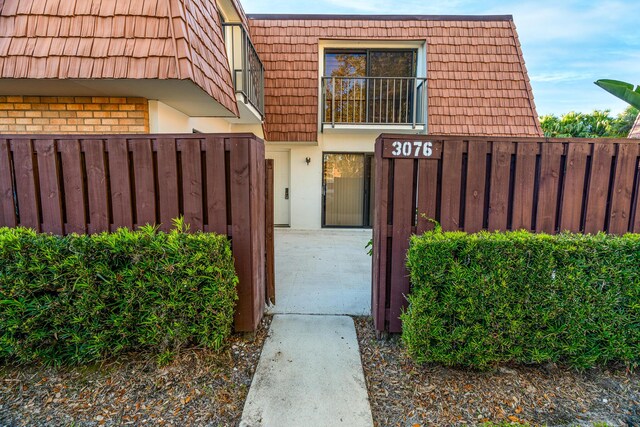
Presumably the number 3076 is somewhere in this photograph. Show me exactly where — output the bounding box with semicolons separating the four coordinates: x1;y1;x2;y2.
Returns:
391;141;433;157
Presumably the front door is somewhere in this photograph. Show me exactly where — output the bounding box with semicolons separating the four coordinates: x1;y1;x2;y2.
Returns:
322;153;374;227
266;151;290;226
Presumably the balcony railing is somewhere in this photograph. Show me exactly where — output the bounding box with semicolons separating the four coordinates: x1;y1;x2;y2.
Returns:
223;23;265;117
321;76;427;129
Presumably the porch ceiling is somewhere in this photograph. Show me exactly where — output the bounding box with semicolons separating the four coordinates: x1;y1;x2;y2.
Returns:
0;79;235;117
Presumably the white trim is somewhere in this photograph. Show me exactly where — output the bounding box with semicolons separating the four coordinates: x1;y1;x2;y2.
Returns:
216;0;242;24
322;123;426;133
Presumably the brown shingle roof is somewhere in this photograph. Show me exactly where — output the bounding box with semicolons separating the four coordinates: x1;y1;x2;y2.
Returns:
248;15;542;142
630;113;640;139
0;0;238;116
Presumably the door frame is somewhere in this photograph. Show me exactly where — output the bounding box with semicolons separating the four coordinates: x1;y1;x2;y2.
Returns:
321;151;374;229
266;150;291;227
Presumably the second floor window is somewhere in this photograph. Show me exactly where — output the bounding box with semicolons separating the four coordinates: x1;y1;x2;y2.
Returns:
324;50;416;78
323;50;423;125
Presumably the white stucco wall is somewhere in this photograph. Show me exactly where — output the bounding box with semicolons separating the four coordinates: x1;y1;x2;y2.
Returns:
149;100;264;137
265;131;395;229
148;100;190;133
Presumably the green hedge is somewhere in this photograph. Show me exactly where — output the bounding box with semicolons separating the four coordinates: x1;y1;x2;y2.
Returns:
402;230;640;369
0;224;238;365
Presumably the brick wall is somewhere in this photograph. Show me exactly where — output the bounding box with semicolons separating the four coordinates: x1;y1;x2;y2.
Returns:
0;96;149;134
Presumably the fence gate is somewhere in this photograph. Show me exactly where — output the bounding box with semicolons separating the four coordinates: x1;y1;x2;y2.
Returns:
372;134;640;334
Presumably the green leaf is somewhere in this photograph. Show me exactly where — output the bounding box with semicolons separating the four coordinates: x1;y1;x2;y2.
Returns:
594;79;640;110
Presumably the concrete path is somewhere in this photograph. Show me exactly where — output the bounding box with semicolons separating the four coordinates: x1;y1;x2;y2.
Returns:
240;314;373;427
268;229;372;316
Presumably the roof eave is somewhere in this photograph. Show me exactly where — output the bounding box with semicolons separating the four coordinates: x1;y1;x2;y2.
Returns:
247;14;513;21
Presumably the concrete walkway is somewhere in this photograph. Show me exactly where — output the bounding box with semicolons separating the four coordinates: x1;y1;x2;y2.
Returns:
240;314;373;427
268;229;372;315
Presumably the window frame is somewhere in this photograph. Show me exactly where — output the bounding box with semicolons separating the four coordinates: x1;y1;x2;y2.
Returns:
323;48;418;78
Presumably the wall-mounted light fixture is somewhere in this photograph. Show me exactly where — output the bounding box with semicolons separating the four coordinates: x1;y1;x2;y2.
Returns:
305;157;311;165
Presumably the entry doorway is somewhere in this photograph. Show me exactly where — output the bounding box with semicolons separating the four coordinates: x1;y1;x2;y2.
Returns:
266;151;290;226
322;153;374;228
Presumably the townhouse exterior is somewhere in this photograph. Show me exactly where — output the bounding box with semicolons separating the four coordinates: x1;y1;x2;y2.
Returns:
0;0;542;230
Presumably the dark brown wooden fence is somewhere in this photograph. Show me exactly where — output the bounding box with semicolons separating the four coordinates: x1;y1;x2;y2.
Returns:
373;134;640;334
0;133;268;332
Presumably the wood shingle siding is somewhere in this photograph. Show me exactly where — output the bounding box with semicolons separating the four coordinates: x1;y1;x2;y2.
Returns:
630;114;640;139
0;0;239;116
248;15;542;142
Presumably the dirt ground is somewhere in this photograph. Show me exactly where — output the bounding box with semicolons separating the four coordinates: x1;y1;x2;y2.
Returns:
354;317;640;427
0;316;271;427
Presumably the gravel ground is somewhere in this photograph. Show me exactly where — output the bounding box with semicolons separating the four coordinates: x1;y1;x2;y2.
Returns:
0;316;271;427
354;317;640;427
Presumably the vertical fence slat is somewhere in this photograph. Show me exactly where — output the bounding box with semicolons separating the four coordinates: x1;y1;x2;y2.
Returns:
59;140;86;234
204;136;227;234
633;172;640;233
608;143;639;234
250;139;265;326
512;142;537;231
389;158;414;333
230;137;253;331
107;138;133;230
372;141;390;333
536;143;564;233
464;140;487;233
34;139;64;234
440;139;463;231
180;139;204;231
130;139;156;227
416;159;438;234
559;143;590;232
584;143;615;234
487;141;511;231
265;159;275;305
83;139;109;233
156;138;179;231
0;139;17;227
13;139;39;231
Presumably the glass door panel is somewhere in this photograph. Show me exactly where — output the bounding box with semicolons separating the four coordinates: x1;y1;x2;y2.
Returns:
368;51;415;77
368;50;416;123
324;52;366;77
323;153;365;227
324;52;366;123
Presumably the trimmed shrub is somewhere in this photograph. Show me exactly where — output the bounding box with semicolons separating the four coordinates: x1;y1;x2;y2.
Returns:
0;223;238;365
402;230;640;369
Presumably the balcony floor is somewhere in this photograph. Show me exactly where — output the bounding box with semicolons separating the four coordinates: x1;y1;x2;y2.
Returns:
321;122;427;133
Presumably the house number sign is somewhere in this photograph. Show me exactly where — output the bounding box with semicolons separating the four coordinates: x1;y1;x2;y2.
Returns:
382;140;441;159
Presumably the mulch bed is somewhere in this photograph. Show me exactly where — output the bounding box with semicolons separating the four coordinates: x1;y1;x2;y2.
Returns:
0;316;271;427
354;317;640;427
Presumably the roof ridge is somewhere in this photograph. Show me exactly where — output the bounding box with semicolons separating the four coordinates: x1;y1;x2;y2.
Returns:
165;0;183;80
247;14;514;21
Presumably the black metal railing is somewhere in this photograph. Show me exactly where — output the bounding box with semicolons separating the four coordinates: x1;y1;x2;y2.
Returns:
223;23;265;117
321;76;427;128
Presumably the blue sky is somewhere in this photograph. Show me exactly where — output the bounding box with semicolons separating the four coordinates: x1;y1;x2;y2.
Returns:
242;0;640;117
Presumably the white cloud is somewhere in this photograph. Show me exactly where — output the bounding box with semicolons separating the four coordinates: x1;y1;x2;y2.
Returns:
530;72;585;83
